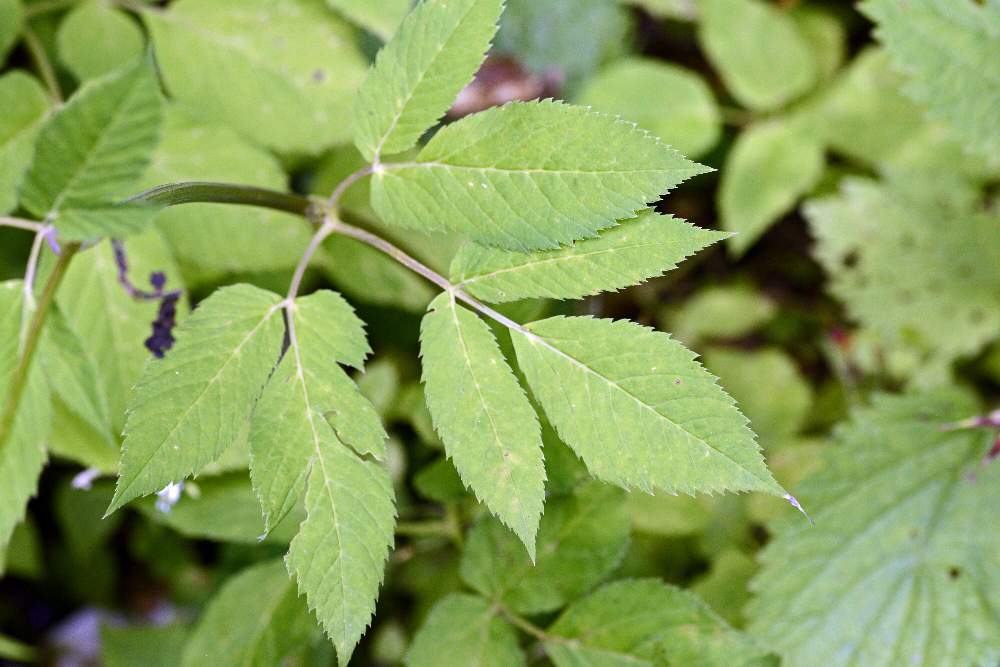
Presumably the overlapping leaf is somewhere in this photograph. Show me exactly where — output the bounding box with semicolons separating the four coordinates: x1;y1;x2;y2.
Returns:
451;210;725;303
109;284;285;514
750;390;1000;667
56;1;145;81
19;60;163;240
327;0;410;40
405;594;525;667
180;559;313;667
862;0;1000;158
0;72;49;215
146;0;368;154
511;316;784;496
371;100;709;251
0;0;21;66
420;293;544;556
352;0;503;161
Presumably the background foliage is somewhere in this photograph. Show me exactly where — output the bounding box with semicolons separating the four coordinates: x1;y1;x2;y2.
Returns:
1;0;999;666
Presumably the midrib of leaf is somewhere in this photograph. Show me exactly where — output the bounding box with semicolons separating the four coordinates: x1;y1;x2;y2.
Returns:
371;0;483;162
517;328;778;491
447;295;527;522
384;161;691;177
117;303;283;499
49;72;150;215
456;239;680;289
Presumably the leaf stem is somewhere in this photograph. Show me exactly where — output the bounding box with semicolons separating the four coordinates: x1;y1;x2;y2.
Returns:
0;217;45;234
497;605;551;642
0;243;80;451
22;25;63;104
127;181;322;221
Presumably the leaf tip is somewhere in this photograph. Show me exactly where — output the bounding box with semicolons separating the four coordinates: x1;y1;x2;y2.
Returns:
783;493;814;525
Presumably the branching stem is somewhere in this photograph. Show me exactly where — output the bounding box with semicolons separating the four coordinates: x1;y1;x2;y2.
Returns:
22;25;63;103
0;217;45;234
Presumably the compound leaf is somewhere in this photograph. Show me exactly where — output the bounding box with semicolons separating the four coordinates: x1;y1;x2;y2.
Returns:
546;579;771;667
749;390;1000;667
405;594;525;667
460;482;630;614
372;100;709;251
511;316;783;496
420;293;545;557
451;210;725;303
249;289;384;532
146;0;368;154
109;284;285;514
352;0;503;161
862;0;1000;158
20;60;163;236
180;559;313;667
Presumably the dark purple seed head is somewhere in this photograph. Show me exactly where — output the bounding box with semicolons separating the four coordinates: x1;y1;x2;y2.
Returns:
145;292;181;358
150;271;167;292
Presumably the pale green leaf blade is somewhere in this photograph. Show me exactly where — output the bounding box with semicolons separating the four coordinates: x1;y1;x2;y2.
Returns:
420;293;545;556
102;625;189;667
0;282;52;550
749;390;1000;667
805;174;1000;378
511;316;783;496
460;482;629;614
181;559;313;667
721;117;824;257
405;593;526;667
372;100;709;251
40;306;113;441
109;284;285;513
546;579;771;667
54;203;159;241
327;0;410;40
146;0;368;154
451;210;725;303
0;0;22;66
352;0;503;161
57;232;185;433
287;441;395;665
576;58;721;158
140;107;313;283
862;0;1000;158
56;1;145;81
665;284;776;345
250;290;385;532
698;0;817;111
619;0;695;21
0;71;49;215
20;60;163;220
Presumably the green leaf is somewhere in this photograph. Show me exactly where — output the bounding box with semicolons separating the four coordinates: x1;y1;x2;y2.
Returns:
460;482;630;614
665;284;776;344
451;210;725;303
0;0;22;66
352;0;502;161
109;284;285;514
48;401;120;472
720;117;824;257
285;439;395;665
56;1;145;81
181;559;313;667
327;0;410;40
0;282;52;550
140;107;313;283
698;0;817;111
618;0;695;21
372;100;709;251
405;593;525;667
103;624;189;667
805;174;1000;378
0;71;49;215
792;6;846;81
576;58;721;158
546;579;770;666
54;203;160;242
862;0;1000;158
703;348;812;448
0;634;35;664
249;289;384;532
20;60;163;233
136;473;301;544
420;293;544;556
749;390;1000;667
40;306;113;442
57;232;184;433
495;0;631;92
146;0;369;154
511;316;783;496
